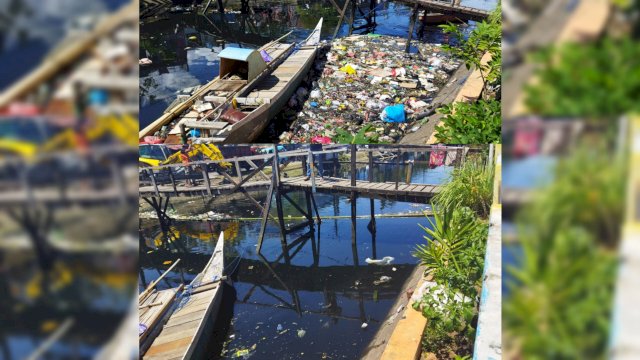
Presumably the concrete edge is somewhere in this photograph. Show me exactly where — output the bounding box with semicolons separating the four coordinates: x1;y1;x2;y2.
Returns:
472;204;502;360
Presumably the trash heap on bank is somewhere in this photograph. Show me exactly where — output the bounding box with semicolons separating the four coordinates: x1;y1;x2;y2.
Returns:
278;34;461;144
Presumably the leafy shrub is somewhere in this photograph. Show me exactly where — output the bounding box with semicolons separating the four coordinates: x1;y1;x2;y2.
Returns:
412;202;488;358
505;143;625;358
525;37;640;119
504;227;616;358
433;157;494;219
434;100;501;144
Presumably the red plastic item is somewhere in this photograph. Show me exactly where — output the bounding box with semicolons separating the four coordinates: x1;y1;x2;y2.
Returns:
311;136;332;144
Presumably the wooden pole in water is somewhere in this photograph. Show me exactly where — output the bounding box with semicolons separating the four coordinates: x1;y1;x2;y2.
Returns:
406;160;413;184
350;145;357;187
305;190;315;228
406;4;419;53
201;167;212;196
349;0;356;35
331;0;352;40
257;181;274;253
395;149;401;190
368;150;374;182
272;147;287;245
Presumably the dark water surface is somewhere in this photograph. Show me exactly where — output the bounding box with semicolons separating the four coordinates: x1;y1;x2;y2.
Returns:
139;0;498;129
140;162;452;359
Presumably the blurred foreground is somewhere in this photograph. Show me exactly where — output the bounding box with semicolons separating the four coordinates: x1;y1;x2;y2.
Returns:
502;0;640;358
0;0;138;358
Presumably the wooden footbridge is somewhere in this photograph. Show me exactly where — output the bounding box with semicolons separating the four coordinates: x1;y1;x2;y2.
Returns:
141;144;476;254
398;0;490;22
139;144;467;201
0;147;138;208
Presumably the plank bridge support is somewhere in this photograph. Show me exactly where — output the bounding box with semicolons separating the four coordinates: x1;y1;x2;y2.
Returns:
6;206;55;272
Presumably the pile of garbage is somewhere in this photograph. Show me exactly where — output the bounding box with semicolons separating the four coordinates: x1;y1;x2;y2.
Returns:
278;34;461;144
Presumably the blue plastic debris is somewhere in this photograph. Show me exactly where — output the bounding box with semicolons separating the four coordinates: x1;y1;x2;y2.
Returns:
381;104;406;123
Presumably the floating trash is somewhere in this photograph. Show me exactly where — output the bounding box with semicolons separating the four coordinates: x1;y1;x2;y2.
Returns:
365;256;395;265
361;322;368;329
279;35;461;144
297;329;306;338
373;276;392;285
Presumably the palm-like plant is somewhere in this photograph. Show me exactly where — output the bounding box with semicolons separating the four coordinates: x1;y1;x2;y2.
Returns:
433;159;494;219
414;203;479;275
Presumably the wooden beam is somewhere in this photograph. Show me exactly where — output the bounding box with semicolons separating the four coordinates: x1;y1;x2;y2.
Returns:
256;182;274;253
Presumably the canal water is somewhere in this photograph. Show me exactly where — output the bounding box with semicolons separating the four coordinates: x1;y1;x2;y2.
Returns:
139;161;453;359
139;0;498;129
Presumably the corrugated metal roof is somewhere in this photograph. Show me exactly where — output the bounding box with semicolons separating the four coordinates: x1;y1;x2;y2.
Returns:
218;47;255;61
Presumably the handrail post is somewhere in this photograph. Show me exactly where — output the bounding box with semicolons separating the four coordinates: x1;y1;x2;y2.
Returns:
350;144;356;187
149;169;160;197
395;148;400;190
201;166;212;196
168;167;178;196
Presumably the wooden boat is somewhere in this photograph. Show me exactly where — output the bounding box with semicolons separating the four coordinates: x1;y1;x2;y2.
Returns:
139;33;298;141
139;259;184;355
179;18;323;144
143;232;226;360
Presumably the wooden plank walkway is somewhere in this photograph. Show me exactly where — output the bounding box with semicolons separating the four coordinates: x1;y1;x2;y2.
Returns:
281;176;441;198
140;175;441;200
396;0;490;21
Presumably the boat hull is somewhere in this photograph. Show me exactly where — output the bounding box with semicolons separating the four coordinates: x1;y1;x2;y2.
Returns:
224;46;318;143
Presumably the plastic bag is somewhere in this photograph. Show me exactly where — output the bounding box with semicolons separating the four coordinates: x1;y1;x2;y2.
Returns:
339;64;357;75
380;104;406;123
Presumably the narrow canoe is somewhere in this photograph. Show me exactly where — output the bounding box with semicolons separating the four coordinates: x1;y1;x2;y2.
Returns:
139;34;297;141
177;18;324;144
143;232;226;360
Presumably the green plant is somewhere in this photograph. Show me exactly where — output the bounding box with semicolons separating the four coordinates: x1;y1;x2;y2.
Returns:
440;4;502;94
332;124;387;144
434;100;501;144
504;227;616;358
412;203;487;358
517;144;625;247
504;142;625;358
433;158;494;219
525;37;640;120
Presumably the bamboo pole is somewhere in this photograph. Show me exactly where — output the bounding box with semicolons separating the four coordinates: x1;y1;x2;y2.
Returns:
139;259;181;303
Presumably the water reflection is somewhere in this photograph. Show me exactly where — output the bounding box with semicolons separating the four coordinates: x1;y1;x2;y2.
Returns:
0;250;135;359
